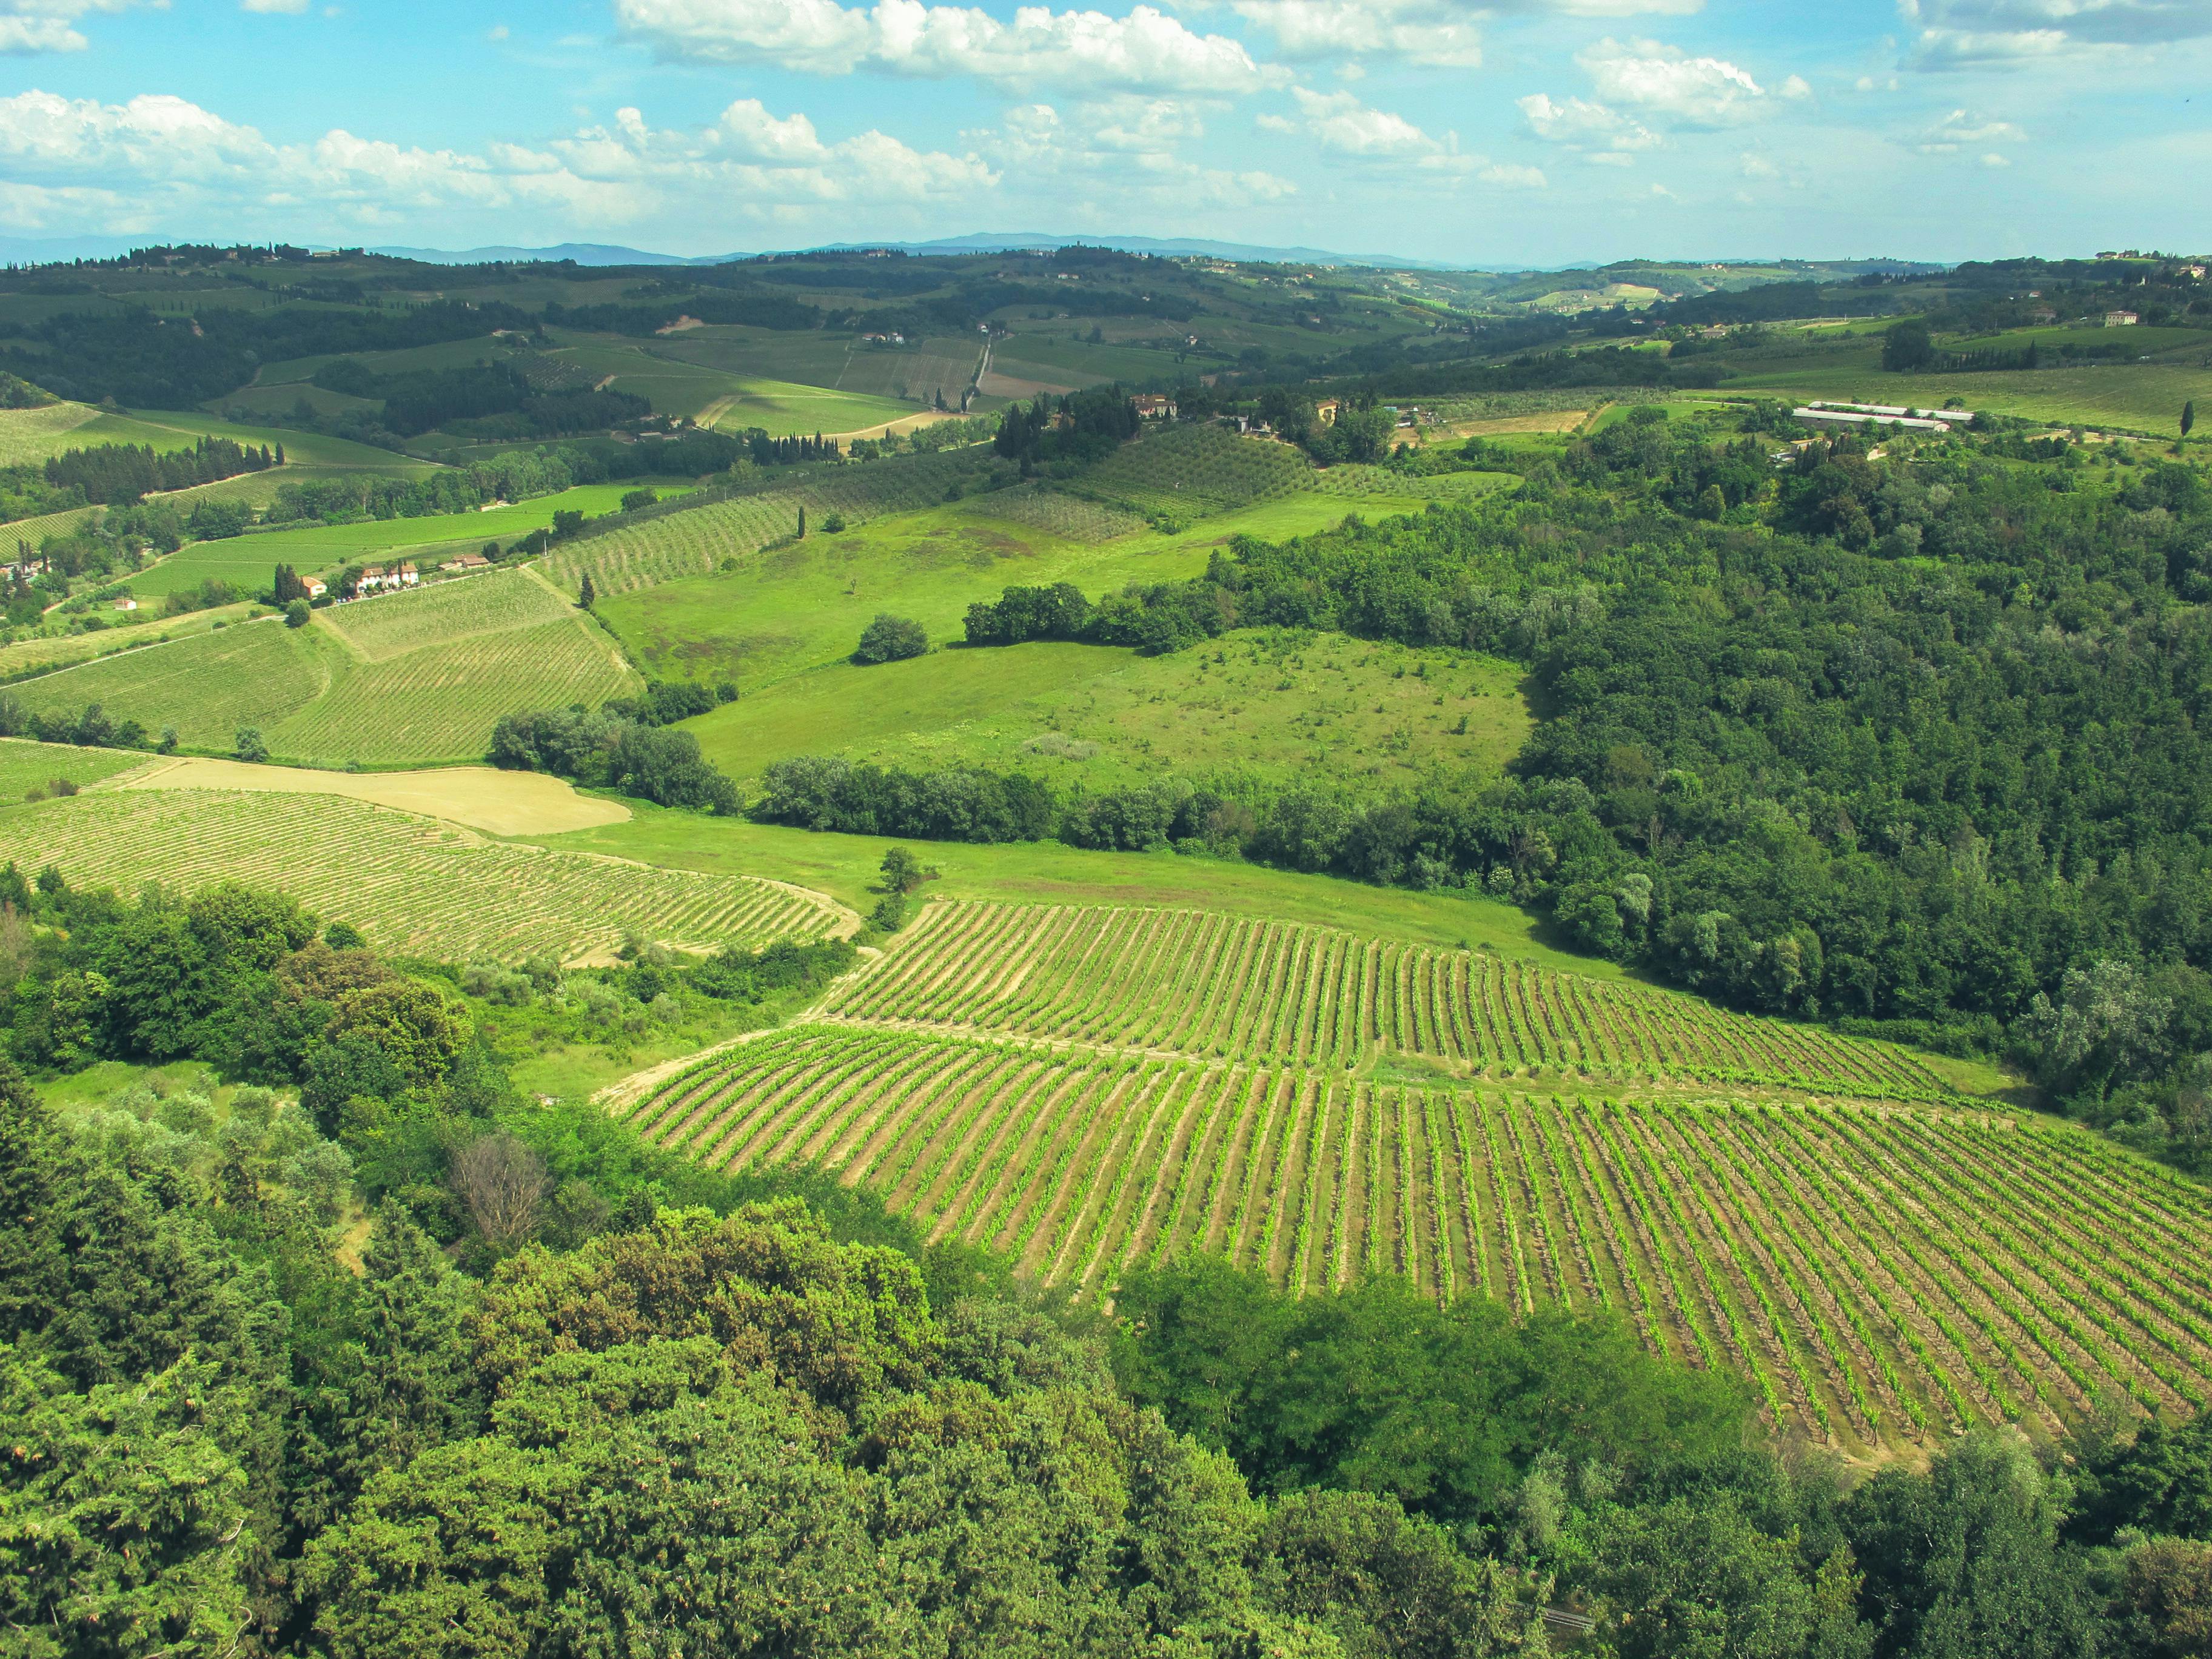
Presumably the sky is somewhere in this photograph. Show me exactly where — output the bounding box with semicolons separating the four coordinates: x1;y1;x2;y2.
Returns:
1;0;2208;266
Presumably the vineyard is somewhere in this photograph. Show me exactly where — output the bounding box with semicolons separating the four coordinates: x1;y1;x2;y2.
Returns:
0;789;852;962
813;901;1954;1101
17;569;639;764
960;484;1148;544
1065;424;1316;520
618;1021;2212;1450
543;451;994;598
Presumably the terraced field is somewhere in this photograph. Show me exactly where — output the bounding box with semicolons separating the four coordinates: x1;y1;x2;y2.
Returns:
0;789;851;962
618;1022;2212;1449
15;568;638;764
815;901;1952;1100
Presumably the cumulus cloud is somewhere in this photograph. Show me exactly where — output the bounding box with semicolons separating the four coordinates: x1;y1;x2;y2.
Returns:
1230;0;1482;67
979;98;1293;204
1478;161;1548;187
1902;0;2212;63
0;87;997;233
241;0;310;13
1517;90;1660;152
614;0;1279;92
1578;36;1801;126
1258;87;1479;173
1;0;149;54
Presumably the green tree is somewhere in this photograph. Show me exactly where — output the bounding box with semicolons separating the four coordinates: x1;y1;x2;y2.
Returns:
233;726;268;764
284;599;310;628
1881;320;1936;372
576;571;594;608
0;1349;260;1659
853;613;926;665
2185;400;2197;440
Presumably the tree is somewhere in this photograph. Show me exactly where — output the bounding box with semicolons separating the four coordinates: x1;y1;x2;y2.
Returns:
577;572;594;608
1882;320;1936;372
2185;400;2197;440
235;726;268;764
449;1134;548;1254
853;614;926;665
879;845;933;894
284;599;310;628
797;504;806;538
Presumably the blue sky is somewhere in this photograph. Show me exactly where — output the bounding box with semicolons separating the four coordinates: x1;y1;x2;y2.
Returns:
2;0;2208;264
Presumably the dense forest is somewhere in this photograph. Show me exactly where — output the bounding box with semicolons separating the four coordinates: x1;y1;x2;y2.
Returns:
760;415;2212;1170
10;865;2212;1657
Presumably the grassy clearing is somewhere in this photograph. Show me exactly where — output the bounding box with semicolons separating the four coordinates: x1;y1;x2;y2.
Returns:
591;488;1447;694
689;628;1530;793
0;788;851;964
526;805;1609;973
18;567;638;764
0;736;147;801
115;757;631;836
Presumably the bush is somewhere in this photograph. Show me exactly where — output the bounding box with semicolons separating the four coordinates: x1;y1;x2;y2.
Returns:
284;599;310;628
620;489;657;512
235;726;269;764
853;613;926;665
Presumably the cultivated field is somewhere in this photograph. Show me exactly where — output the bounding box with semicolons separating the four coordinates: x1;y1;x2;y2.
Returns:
817;901;1952;1099
17;567;638;764
0;788;852;962
0;737;147;800
115;757;630;836
619;1021;2212;1449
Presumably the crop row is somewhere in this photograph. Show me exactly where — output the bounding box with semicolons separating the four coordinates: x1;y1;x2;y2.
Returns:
272;618;635;765
1070;424;1315;517
544;452;989;598
621;1023;2212;1450
0;789;847;964
322;568;575;663
961;484;1147;545
816;901;1954;1100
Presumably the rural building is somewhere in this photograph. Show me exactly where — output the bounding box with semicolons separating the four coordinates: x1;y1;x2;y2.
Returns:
1133;394;1177;420
300;575;327;598
1794;406;1953;434
113;597;138;612
2103;310;2140;327
1315;399;1341;425
445;554;491;572
358;562;420;592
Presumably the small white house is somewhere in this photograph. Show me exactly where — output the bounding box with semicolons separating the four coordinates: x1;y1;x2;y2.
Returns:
300;575;327;599
113;597;138;612
2104;310;2140;327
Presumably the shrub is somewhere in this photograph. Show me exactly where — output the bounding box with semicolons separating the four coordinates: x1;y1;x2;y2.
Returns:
285;599;311;628
853;613;926;665
235;726;269;764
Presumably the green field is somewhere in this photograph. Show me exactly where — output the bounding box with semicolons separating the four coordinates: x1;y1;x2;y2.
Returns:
121;483;697;600
585;483;1460;695
536;335;920;435
0;401;430;475
1720;336;2212;435
0;736;146;800
17;566;640;763
0;788;851;964
688;628;1530;793
0;603;263;679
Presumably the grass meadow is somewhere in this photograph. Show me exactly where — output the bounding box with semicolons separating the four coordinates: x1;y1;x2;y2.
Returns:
686;628;1531;794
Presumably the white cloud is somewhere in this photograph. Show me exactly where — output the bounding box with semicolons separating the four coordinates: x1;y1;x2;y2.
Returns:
0;87;997;233
488;21;508;38
241;0;309;13
1917;106;2027;150
1230;0;1481;66
614;0;1279;92
1517;90;1660;152
977;98;1293;204
1;0;150;54
1260;87;1475;171
1578;36;1786;126
1903;0;2212;62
